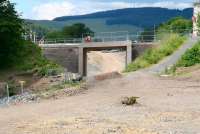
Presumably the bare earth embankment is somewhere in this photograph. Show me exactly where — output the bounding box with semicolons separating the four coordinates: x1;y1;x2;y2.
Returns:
87;51;126;76
0;69;200;134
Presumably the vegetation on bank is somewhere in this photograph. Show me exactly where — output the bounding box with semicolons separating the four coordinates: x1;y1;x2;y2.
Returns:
46;23;94;39
158;17;192;34
125;34;186;72
125;17;191;72
14;41;63;76
38;81;83;99
164;15;200;75
177;41;200;67
0;0;62;76
165;41;200;75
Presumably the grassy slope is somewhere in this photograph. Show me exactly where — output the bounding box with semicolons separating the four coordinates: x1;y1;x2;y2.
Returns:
0;41;63;96
165;41;200;75
0;41;63;80
176;41;200;67
15;41;63;76
125;33;186;72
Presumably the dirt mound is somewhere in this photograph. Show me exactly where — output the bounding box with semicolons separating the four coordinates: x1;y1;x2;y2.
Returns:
87;51;126;76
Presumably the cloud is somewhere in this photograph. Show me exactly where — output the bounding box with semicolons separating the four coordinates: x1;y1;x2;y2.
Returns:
134;1;192;9
31;1;192;20
32;2;76;20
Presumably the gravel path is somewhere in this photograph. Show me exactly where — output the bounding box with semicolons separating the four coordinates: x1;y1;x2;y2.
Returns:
147;36;200;73
0;71;200;134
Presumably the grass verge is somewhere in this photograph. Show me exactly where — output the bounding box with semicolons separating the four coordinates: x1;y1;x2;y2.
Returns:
165;41;200;75
125;34;186;72
38;81;86;99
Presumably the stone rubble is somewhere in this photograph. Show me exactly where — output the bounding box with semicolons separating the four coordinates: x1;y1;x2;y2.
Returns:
0;92;40;107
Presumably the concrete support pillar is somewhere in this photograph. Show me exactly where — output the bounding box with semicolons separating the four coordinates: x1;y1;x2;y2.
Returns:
126;44;132;67
78;47;84;76
83;49;87;76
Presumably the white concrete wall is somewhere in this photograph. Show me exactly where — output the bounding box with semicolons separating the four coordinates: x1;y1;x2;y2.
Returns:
193;3;200;36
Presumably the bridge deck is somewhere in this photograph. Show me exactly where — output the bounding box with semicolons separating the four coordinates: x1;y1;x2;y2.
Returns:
39;41;132;48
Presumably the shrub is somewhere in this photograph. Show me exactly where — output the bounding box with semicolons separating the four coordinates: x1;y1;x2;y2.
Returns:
125;34;186;72
121;96;139;105
14;41;63;76
177;41;200;67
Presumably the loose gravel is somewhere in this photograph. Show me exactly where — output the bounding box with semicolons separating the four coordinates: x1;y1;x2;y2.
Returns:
0;92;39;107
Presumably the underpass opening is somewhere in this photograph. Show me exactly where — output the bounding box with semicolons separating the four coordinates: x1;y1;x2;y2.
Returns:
83;47;127;77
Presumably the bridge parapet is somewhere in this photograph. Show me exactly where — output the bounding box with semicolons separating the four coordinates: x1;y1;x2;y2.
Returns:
38;31;130;45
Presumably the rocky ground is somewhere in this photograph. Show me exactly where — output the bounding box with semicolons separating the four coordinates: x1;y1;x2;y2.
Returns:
0;92;39;107
0;74;86;107
0;70;200;134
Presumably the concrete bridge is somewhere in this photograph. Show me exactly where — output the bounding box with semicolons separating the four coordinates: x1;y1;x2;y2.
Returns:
40;41;133;76
39;32;155;76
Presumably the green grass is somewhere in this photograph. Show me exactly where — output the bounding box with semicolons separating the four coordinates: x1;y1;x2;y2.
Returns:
11;41;63;76
37;81;84;99
41;81;82;93
165;40;200;75
125;33;186;72
176;41;200;67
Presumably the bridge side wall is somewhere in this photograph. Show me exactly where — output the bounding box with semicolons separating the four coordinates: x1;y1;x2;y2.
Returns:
42;47;79;73
132;44;155;59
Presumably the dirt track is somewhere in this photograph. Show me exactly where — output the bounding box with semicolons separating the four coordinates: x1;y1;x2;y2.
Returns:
0;70;200;134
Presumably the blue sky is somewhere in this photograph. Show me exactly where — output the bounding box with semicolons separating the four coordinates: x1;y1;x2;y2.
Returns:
10;0;194;20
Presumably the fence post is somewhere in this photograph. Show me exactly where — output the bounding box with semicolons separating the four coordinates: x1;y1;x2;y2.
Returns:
6;84;9;104
19;81;26;94
64;69;68;83
154;24;156;42
126;34;129;41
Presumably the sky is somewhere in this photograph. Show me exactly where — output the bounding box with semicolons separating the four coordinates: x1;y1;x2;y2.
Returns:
10;0;194;20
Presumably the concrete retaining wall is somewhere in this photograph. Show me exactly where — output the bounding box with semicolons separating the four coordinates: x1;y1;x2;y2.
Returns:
42;47;79;73
132;44;155;59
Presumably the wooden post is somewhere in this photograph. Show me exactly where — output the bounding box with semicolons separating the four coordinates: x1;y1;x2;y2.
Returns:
6;84;9;104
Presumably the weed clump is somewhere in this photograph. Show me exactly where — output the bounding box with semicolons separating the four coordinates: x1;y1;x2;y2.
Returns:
121;96;139;105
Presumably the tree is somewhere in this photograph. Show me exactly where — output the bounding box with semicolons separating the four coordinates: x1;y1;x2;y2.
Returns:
46;30;65;39
46;23;94;39
63;23;93;38
0;0;24;68
158;17;192;34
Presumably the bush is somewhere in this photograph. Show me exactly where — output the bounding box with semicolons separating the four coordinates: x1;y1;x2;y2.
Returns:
125;34;186;72
14;41;63;76
177;41;200;67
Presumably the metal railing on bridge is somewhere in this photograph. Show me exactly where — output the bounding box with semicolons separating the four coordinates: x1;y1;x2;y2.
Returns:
36;29;193;45
38;31;130;45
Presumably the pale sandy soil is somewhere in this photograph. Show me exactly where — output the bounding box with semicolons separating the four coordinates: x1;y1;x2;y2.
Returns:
87;51;126;76
0;70;200;134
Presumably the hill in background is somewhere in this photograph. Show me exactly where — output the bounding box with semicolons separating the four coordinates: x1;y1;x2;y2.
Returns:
27;7;193;33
